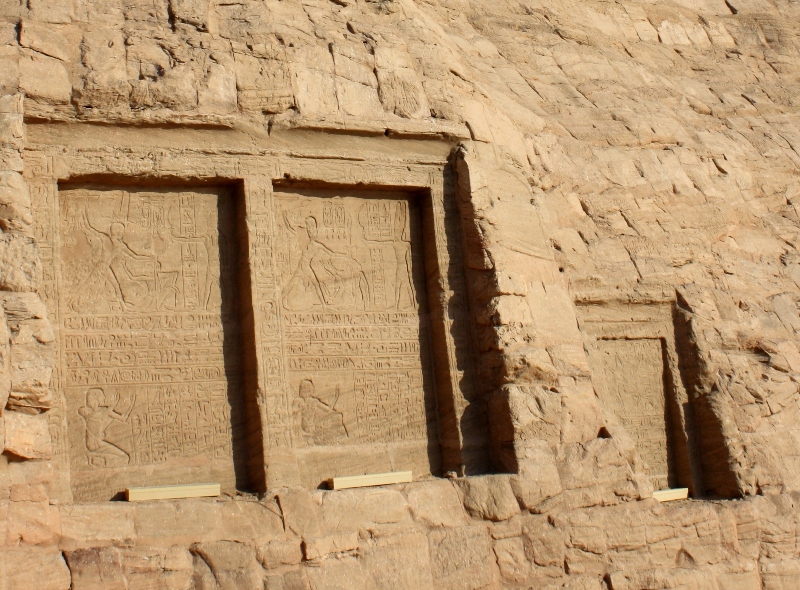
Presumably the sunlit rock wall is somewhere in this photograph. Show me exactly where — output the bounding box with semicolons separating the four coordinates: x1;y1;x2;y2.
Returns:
1;0;800;588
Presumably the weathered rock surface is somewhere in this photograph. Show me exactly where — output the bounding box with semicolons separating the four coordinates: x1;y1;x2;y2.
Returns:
1;0;800;587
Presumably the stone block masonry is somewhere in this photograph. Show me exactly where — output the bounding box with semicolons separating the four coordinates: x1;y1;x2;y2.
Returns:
2;0;800;588
2;478;795;589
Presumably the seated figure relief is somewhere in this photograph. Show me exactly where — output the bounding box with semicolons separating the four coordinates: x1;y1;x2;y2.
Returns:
62;191;225;314
281;215;370;311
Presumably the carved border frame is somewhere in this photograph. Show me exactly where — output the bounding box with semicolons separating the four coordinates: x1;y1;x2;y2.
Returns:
24;135;478;497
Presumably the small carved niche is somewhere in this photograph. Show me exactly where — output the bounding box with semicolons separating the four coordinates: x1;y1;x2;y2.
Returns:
58;184;254;501
266;186;442;487
577;302;700;493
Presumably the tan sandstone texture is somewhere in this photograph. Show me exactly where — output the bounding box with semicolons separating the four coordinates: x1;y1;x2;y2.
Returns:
1;0;800;588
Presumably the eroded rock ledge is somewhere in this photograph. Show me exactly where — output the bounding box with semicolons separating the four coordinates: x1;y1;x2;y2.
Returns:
5;472;793;589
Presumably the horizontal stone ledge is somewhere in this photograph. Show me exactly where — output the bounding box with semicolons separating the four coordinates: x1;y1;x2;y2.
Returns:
329;470;413;490
271;115;471;140
126;483;222;502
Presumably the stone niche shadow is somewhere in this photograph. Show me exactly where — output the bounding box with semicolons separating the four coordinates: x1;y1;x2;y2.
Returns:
56;179;261;501
672;301;740;498
420;178;487;476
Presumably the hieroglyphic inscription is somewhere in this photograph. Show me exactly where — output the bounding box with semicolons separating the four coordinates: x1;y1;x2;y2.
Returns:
244;178;293;450
593;338;670;490
59;187;244;500
26;156;71;471
272;190;436;454
26;140;473;490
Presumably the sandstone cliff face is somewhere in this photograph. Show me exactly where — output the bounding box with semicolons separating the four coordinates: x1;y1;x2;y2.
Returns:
1;0;800;588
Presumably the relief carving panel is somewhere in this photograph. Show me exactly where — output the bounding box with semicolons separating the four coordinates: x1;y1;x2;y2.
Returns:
591;338;670;490
270;189;439;482
29;143;474;495
59;186;246;501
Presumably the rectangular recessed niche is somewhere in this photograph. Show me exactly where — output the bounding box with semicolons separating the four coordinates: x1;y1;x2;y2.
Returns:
578;303;699;494
59;185;252;501
268;187;441;487
31;135;481;500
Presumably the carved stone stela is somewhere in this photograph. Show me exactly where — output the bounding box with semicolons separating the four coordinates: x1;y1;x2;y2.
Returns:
59;186;245;501
270;189;439;485
591;339;670;490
